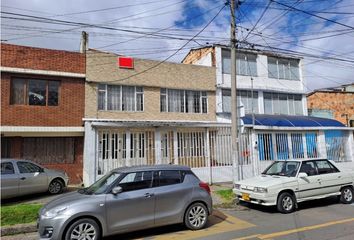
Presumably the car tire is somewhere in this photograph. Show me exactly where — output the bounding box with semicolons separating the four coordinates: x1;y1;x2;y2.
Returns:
340;186;353;204
64;218;101;240
48;179;63;194
277;192;296;214
184;203;208;230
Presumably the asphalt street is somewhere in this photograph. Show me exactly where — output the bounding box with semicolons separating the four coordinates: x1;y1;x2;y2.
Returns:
3;197;354;240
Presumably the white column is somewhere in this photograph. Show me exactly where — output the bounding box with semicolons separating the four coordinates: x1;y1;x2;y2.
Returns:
83;121;96;186
302;133;308;159
258;91;264;114
126;130;131;166
318;130;327;159
173;129;178;165
287;133;293;159
204;128;211;184
344;130;354;161
155;128;161;164
251;129;259;176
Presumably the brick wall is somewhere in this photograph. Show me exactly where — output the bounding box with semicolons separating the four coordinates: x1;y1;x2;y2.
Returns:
1;72;85;126
1;43;85;74
182;47;215;66
307;92;354;125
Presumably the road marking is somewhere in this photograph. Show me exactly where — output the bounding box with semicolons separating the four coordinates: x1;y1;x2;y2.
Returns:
152;210;255;240
234;217;354;240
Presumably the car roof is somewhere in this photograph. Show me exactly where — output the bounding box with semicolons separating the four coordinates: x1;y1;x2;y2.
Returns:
275;159;329;162
112;164;191;173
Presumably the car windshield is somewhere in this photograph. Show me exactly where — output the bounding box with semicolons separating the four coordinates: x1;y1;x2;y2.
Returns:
79;171;121;195
262;161;300;177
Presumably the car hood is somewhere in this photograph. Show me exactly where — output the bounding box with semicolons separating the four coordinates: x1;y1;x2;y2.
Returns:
236;175;295;188
42;191;88;213
45;168;67;177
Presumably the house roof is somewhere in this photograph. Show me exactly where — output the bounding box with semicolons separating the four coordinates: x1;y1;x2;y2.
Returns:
242;114;345;128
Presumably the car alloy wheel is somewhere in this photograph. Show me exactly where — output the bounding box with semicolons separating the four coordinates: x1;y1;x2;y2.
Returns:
48;179;63;194
277;192;296;213
185;203;208;230
65;218;101;240
71;222;96;240
340;187;353;204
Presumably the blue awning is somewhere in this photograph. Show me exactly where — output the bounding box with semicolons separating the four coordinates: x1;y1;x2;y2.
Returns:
241;114;345;127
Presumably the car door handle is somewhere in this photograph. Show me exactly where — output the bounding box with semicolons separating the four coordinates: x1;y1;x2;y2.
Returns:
317;179;321;182
20;177;26;180
144;193;154;198
338;176;342;178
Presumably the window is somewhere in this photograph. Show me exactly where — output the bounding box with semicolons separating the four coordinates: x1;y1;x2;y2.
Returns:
11;78;59;106
1;162;14;174
222;89;258;114
291;133;304;159
258;133;274;161
156;170;182;187
275;133;289;160
23;138;75;164
98;84;144;112
263;92;303;115
222;49;257;76
17;162;42;173
160;88;207;114
268;57;300;80
315;160;339;174
306;133;318;158
118;171;152;192
299;161;317;176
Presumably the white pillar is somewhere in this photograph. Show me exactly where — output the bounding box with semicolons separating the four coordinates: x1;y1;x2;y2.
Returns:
204;128;211;184
251;129;259;176
344;130;354;161
126;130;131;166
302;133;308;159
155;128;161;164
173;129;178;165
318;130;327;159
83;121;96;186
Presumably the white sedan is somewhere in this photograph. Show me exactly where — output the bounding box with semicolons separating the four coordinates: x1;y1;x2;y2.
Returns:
233;159;354;213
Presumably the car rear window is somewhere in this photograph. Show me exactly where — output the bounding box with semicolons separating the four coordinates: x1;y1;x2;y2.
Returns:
155;170;183;187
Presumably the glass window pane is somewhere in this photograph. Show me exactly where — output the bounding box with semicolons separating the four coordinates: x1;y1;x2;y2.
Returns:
222;89;231;113
202;95;207;113
122;86;135;111
28;80;46;106
160;93;167;112
98;84;106;110
107;85;121;111
291;133;304;159
48;81;59;106
294;95;303;115
268;57;278;79
264;92;273;114
276;133;289;160
17;162;41;173
279;94;288;114
11;79;26;104
136;93;143;111
118;171;152;192
290;60;300;80
1;162;14;174
222;49;231;74
158;170;181;186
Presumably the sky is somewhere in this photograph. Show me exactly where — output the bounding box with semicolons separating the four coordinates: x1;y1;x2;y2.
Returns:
1;0;354;92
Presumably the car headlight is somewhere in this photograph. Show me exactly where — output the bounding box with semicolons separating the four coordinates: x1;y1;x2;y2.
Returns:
43;206;67;219
254;187;268;193
234;184;241;190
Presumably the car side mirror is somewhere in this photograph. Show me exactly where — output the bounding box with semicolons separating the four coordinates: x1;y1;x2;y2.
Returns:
111;186;123;195
298;172;308;179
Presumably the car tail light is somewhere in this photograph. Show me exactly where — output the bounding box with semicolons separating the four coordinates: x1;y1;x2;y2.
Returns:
199;182;211;194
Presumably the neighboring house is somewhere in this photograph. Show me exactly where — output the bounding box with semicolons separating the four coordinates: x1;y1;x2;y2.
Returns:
83;50;220;185
307;83;354;127
0;43;85;184
182;45;354;179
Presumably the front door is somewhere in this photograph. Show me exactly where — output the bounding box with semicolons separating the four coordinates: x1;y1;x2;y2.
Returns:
105;171;155;234
16;161;48;195
297;161;321;199
1;162;19;199
160;131;173;164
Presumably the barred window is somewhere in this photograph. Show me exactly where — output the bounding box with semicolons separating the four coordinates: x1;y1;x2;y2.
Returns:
98;84;144;112
160;88;207;114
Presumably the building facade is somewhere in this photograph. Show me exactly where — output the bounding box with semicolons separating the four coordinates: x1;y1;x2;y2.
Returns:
83;50;223;185
1;43;85;184
307;84;354;127
182;45;354;180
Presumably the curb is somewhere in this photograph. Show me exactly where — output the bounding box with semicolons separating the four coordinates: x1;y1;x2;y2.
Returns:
1;223;37;236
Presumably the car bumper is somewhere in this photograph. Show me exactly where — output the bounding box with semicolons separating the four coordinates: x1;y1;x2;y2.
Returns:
38;215;68;240
233;188;277;206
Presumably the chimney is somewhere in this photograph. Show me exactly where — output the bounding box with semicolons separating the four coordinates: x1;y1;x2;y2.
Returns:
80;31;88;53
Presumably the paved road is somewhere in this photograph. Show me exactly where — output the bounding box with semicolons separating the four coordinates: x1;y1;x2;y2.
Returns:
3;197;354;240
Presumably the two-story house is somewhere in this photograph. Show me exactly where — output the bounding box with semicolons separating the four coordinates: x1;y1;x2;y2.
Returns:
183;45;354;177
1;44;85;184
83;50;222;185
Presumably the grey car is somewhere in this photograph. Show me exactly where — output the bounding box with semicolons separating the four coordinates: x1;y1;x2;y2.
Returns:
38;165;212;240
1;159;69;199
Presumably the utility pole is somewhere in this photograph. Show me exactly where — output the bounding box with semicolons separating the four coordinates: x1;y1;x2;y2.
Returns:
230;0;240;182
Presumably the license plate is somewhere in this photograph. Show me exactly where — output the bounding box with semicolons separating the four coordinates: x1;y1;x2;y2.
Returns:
242;193;250;201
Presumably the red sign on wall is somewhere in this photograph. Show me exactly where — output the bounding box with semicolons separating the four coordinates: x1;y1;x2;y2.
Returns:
118;57;134;69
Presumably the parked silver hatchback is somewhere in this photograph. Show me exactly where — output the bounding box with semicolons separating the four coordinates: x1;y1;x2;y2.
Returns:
1;159;69;199
38;165;212;240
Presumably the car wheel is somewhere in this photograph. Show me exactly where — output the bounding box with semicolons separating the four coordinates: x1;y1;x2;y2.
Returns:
184;203;208;230
340;186;353;204
65;218;101;240
277;192;296;214
48;179;63;194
